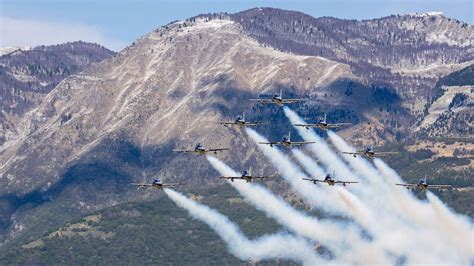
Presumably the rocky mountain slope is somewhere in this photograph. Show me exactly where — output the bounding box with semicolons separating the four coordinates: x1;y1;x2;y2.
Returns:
0;42;115;148
230;8;474;113
415;65;474;137
0;9;472;251
0;18;353;244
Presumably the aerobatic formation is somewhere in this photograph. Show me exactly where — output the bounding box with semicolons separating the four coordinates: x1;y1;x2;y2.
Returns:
133;91;471;265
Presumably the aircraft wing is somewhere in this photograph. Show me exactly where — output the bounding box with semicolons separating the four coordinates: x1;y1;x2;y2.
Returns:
395;183;417;188
258;142;282;146
163;182;185;188
131;183;154;187
252;175;277;179
281;99;305;103
213;121;236;125
250;99;272;104
427;184;452;189
373;152;399;157
290;141;316;146
173;149;197;153
294;123;320;128
342;151;364;156
245;122;269;126
333;181;359;185
302;178;325;183
327;123;352;128
206;148;230;153
219;176;244;180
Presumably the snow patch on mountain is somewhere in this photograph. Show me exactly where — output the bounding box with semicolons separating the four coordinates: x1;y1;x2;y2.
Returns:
0;17;353;192
407;11;444;17
416;85;473;131
0;46;31;56
391;60;474;77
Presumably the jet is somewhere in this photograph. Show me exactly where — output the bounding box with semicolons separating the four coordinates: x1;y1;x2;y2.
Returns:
395;177;452;190
259;132;315;148
294;114;351;130
213;113;268;128
250;89;305;106
342;146;398;158
131;178;184;190
302;172;358;186
219;168;276;183
173;143;229;155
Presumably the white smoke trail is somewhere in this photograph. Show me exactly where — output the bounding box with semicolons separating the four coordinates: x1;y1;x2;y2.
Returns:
206;155;347;243
245;127;349;216
375;157;474;263
375;157;474;255
246;128;378;229
283;107;383;215
292;149;326;178
284;107;473;264
326;131;403;205
292;148;374;228
164;188;324;265
291;148;376;231
373;157;465;258
373;158;434;223
426;192;474;258
283;107;358;182
206;155;391;265
326;131;390;187
326;126;473;264
291;149;351;208
244;128;397;263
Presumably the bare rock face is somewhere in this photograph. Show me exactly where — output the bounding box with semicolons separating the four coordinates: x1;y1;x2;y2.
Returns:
0;18;352;235
0;41;115;148
0;10;472;245
231;8;474;112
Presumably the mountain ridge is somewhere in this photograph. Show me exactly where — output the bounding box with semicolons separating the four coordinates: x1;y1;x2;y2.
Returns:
0;9;472;250
0;41;115;149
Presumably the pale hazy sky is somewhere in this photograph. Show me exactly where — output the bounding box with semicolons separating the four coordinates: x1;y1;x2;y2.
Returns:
1;0;472;51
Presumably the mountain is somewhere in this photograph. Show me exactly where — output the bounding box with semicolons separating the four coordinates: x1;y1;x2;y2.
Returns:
0;41;115;147
416;64;473;137
230;8;473;115
0;46;32;57
227;8;473;145
0;8;472;259
0;17;353;247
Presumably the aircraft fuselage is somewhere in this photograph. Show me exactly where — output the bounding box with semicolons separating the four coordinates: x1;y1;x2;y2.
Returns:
325;180;335;186
365;151;375;158
195;148;207;155
272;97;284;106
317;123;328;130
282;141;292;148
150;183;164;189
235;120;246;127
418;183;428;190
